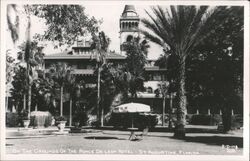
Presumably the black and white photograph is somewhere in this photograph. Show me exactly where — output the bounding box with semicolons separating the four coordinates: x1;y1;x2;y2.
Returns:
0;0;249;160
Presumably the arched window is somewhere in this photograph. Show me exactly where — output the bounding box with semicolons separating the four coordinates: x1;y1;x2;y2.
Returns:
126;35;133;42
135;22;138;28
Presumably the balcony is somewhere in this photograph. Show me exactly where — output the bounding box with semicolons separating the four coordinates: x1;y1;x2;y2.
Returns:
72;69;95;75
45;69;95;76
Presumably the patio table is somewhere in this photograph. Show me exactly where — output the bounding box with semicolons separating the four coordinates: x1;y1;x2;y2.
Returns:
128;127;139;140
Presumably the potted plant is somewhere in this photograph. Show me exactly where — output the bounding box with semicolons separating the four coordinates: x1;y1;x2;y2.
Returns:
55;116;67;132
21;110;30;129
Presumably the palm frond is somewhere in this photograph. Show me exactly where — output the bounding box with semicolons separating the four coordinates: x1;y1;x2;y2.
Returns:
141;17;174;49
7;4;19;43
140;30;162;46
142;5;216;59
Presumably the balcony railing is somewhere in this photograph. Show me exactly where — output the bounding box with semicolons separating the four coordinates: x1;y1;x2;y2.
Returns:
72;69;95;75
45;69;95;75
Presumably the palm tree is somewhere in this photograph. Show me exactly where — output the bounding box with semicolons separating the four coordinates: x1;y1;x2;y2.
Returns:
67;79;75;127
65;76;85;127
17;41;44;116
48;62;73;116
142;6;217;138
7;5;36;118
157;81;170;126
92;31;110;126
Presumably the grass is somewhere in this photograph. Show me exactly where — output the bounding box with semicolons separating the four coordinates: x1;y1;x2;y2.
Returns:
5;126;243;155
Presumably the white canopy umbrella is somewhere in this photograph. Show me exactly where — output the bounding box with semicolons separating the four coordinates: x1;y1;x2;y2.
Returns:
112;103;151;128
113;102;151;113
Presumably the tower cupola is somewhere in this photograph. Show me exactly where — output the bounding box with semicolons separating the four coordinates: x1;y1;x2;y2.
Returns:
119;5;140;55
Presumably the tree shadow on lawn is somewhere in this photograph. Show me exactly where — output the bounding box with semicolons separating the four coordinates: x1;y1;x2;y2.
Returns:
84;136;127;140
96;126;219;134
173;135;243;148
150;127;219;133
100;131;243;148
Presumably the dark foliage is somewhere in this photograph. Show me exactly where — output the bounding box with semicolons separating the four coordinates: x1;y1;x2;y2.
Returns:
6;112;19;127
108;113;158;130
190;114;222;126
31;5;100;48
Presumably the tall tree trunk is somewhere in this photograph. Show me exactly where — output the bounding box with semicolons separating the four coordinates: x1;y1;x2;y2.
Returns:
16;104;19;113
27;59;31;119
6;96;9;112
174;60;186;138
25;13;31;118
222;105;232;133
169;92;173;129
97;66;101;126
69;98;72;126
23;94;26;110
60;86;63;116
100;98;104;127
162;96;166;126
27;85;31;118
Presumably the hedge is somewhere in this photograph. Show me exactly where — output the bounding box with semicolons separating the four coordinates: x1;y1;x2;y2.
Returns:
190;114;222;125
6;112;20;127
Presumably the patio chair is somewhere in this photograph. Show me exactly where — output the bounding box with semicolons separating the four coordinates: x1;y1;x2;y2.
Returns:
136;127;149;139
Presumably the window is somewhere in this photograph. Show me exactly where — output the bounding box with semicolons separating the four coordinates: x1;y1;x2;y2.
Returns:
74;49;79;54
78;63;86;69
126;35;133;42
86;65;93;69
153;74;161;81
147;87;153;93
147;74;153;81
126;12;137;17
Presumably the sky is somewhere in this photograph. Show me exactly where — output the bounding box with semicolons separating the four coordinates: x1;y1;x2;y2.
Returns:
84;5;163;59
6;5;163;60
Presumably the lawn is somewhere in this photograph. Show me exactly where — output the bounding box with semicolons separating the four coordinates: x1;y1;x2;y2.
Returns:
5;126;243;155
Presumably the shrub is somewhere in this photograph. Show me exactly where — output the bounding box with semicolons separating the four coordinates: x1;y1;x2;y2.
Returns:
218;114;243;132
231;114;243;129
211;114;222;125
87;115;98;126
73;109;88;127
55;116;67;122
6;112;19;127
108;113;158;129
164;113;177;126
190;115;207;125
190;114;222;125
20;109;29;120
185;114;193;124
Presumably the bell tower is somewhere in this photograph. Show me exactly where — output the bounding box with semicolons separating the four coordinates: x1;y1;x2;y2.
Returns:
119;5;140;55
